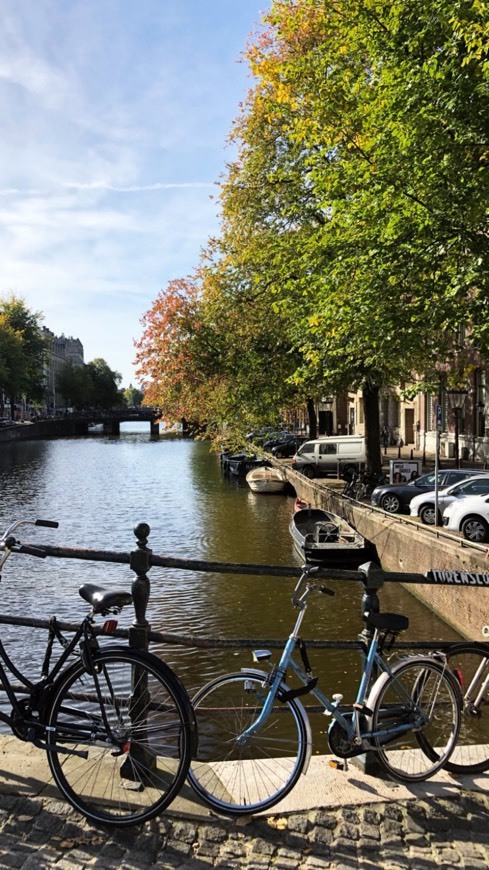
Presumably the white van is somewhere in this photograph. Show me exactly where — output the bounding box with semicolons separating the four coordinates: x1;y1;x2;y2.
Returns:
291;436;365;479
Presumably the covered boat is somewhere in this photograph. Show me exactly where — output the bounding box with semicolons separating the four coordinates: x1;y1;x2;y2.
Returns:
220;452;270;477
289;507;374;566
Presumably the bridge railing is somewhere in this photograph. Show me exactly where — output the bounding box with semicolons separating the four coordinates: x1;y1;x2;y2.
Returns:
4;521;488;653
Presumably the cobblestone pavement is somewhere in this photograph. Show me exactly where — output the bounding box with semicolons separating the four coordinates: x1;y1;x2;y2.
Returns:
1;789;489;869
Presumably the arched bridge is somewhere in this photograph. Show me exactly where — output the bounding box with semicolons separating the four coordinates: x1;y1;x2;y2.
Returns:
25;408;164;439
87;407;162;436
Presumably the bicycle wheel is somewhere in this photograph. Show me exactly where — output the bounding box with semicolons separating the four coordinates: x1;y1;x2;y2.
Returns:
434;645;489;774
369;657;460;783
187;670;309;816
46;648;195;827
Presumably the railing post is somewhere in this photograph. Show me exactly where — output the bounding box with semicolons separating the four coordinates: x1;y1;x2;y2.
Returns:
121;522;155;784
129;522;152;651
355;561;385;776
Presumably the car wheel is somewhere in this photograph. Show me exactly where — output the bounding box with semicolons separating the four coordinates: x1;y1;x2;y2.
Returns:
380;493;401;513
419;505;438;525
275;450;283;459
301;465;316;479
460;515;489;544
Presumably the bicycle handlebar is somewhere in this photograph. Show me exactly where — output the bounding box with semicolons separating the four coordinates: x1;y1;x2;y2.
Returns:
0;518;59;570
292;564;335;608
16;544;48;558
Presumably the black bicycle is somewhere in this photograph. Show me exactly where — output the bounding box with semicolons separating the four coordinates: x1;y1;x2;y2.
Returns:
0;518;196;827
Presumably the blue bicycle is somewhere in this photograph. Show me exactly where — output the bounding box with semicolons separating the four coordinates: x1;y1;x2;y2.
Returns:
188;565;461;815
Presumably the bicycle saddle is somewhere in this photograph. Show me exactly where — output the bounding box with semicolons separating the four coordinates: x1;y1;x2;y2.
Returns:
79;583;133;615
364;611;409;633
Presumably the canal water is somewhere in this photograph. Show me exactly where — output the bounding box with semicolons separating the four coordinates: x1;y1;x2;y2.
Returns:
0;426;460;707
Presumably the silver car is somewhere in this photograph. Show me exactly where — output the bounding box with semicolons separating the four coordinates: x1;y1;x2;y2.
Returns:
409;473;489;525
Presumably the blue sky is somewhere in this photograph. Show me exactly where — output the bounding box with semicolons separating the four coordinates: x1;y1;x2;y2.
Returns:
0;0;268;387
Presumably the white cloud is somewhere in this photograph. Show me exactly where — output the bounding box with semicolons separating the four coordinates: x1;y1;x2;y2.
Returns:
0;0;267;384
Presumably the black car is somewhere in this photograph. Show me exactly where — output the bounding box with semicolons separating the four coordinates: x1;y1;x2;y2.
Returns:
370;468;487;514
262;431;299;452
270;436;308;458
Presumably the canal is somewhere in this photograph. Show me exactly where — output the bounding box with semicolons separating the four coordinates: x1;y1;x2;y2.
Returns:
0;426;461;706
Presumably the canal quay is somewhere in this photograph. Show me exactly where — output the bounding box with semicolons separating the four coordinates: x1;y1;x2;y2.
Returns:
0;736;488;869
0;426;488;867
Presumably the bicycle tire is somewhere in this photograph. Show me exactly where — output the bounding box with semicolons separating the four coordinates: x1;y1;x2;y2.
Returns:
46;647;195;827
369;657;460;783
187;670;309;816
429;645;489;775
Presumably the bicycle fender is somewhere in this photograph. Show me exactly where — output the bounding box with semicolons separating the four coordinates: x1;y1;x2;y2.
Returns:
364;655;455;727
237;668;313;774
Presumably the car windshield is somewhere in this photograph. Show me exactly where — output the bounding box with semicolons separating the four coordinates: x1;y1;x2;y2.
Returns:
409;472;440;487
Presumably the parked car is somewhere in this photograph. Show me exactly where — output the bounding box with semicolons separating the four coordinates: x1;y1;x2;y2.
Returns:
409;474;489;525
246;427;281;446
291;436;365;479
443;494;489;543
262;431;294;451
371;468;487;514
270;436;308;458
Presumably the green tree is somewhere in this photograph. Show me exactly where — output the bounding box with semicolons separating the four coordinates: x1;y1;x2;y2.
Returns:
123;386;144;407
0;295;47;413
209;0;489;470
56;360;93;410
86;358;123;410
0;316;24;417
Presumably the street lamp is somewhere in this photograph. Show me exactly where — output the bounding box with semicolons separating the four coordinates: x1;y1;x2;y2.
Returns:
446;389;469;468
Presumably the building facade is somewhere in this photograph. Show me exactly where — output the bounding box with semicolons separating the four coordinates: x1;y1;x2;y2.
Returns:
42;327;84;413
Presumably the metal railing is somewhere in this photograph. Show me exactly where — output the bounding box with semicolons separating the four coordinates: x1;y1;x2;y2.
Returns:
2;522;488;653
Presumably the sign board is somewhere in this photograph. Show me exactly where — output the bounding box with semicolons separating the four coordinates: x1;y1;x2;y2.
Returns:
389;459;422;484
427;570;489;587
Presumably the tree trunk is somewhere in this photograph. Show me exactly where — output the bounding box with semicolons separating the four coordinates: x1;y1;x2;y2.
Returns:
306;398;317;440
362;383;382;474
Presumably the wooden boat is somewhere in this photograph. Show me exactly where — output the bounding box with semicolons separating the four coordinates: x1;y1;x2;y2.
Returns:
289;507;374;566
246;466;288;494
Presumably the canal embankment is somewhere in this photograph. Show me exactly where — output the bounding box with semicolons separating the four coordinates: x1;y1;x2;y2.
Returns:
287;466;489;640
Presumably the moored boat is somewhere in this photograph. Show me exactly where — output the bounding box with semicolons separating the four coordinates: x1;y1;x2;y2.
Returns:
221;452;270;477
246;466;288;494
289;506;375;566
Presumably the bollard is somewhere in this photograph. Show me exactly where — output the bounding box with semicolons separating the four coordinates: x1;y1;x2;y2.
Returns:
129;522;152;651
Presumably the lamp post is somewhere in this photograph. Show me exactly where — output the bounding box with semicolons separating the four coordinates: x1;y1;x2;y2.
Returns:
446;389;469;468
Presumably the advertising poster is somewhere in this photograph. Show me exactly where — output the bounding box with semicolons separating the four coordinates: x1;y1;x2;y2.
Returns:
389;460;422;484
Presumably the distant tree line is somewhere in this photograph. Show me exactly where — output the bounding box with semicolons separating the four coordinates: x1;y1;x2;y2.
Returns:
0;294;129;416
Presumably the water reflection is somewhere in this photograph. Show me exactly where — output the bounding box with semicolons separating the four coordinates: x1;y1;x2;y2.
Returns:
0;427;461;705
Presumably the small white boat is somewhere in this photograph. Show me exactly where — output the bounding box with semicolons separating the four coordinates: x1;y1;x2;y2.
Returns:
246;466;288;494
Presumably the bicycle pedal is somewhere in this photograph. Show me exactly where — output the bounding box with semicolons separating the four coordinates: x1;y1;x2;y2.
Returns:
328;759;347;771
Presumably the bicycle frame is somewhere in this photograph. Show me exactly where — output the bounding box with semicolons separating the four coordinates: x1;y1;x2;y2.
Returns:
239;574;431;752
459;656;489;711
0;615;120;750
